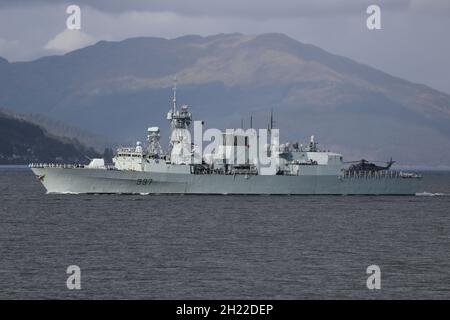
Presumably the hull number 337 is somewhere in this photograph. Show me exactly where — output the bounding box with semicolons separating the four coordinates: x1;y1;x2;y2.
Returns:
136;179;152;185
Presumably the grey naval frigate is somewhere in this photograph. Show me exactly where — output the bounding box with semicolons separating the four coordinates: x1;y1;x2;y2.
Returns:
30;83;422;195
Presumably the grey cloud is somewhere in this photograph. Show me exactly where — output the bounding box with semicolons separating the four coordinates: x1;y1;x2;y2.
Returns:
0;0;415;18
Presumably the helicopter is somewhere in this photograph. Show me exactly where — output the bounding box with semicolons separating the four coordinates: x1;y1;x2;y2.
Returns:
345;158;396;172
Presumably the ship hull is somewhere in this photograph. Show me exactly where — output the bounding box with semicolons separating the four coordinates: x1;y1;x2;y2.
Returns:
31;167;422;195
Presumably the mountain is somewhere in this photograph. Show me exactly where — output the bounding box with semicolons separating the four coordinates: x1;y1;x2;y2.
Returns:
0;111;100;164
0;33;449;165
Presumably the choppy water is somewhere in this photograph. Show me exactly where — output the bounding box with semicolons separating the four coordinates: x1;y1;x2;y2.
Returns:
0;167;449;299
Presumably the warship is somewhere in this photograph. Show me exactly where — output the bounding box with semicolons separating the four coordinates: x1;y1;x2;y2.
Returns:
30;82;422;195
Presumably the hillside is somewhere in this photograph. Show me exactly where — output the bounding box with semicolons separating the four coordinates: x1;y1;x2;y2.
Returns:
0;111;100;164
0;33;449;165
0;108;112;153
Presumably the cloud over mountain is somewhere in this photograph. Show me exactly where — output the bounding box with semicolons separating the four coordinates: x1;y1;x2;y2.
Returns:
44;29;96;53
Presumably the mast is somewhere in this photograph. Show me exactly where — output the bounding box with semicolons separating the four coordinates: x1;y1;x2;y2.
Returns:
270;108;274;130
172;77;177;114
167;79;193;164
267;109;275;133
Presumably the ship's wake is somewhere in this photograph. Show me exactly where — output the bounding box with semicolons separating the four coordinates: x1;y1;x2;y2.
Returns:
47;191;80;195
415;192;448;197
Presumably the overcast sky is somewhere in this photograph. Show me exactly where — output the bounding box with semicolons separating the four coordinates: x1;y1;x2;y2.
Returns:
1;0;450;94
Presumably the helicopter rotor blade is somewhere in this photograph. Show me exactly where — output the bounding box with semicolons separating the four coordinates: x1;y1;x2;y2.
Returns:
344;159;396;165
370;160;396;164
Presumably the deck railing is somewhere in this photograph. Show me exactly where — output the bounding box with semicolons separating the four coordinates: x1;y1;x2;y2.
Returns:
29;163;116;170
342;170;422;179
